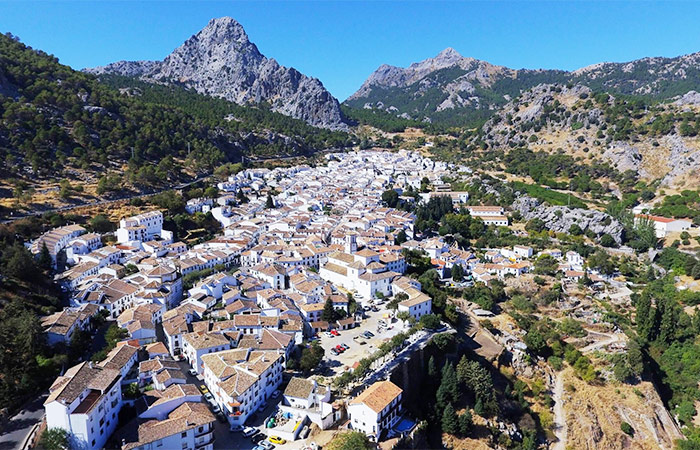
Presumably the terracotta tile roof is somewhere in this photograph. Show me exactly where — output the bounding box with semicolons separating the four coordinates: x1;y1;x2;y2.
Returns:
349;380;402;414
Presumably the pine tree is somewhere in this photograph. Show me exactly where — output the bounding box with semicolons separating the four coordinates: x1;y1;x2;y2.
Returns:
428;355;437;378
321;297;337;322
265;193;275;209
441;403;458;434
38;242;52;270
458;411;473;436
437;362;460;407
635;293;655;342
452;264;463;281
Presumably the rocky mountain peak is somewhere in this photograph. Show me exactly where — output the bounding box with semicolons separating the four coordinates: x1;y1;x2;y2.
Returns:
190;17;253;49
86;18;346;130
434;47;463;63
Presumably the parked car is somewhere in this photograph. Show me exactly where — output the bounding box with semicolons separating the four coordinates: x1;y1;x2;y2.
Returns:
258;401;267;412
335;345;345;352
211;405;221;415
330;348;339;356
242;427;257;437
271;390;281;399
364;331;375;338
259;440;275;450
330;329;340;336
251;434;266;444
230;425;244;432
325;331;334;338
341;343;350;350
199;384;209;394
204;393;214;402
363;305;371;311
269;436;286;445
188;368;198;377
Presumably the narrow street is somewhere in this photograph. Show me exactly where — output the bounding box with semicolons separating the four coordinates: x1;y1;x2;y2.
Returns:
0;393;47;450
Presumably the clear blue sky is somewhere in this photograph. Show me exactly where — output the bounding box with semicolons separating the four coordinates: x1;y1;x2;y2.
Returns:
3;1;700;100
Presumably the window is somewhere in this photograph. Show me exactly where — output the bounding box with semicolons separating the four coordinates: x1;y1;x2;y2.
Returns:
181;432;187;438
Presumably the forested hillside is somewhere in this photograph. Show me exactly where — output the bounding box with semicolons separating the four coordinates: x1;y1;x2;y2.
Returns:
0;33;351;199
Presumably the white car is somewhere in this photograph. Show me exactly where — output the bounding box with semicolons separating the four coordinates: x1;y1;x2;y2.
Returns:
188;368;198;377
242;426;257;437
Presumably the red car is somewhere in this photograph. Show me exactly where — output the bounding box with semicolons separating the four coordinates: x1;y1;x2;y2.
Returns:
335;345;345;352
330;330;340;336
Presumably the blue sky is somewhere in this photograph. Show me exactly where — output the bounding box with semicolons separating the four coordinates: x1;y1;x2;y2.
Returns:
3;1;700;100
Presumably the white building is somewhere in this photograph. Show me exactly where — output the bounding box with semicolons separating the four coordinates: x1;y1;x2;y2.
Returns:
120;402;215;450
44;362;122;450
117;211;172;245
634;214;693;238
348;380;403;439
201;348;284;427
280;377;336;430
182;332;232;375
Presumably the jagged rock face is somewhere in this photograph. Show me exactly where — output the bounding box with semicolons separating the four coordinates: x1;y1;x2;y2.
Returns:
602;142;645;175
86;17;346;130
673;90;700;106
345;47;516;120
347;47;507;99
513;196;624;243
87;60;159;78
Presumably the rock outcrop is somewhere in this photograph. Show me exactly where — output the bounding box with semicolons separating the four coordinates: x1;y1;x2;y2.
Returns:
513;196;624;243
87;17;347;130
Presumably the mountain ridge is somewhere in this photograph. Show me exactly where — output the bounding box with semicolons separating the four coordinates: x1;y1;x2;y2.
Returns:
345;47;700;126
87;17;348;130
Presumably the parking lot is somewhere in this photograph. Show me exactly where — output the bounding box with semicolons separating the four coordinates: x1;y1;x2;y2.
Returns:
315;300;408;376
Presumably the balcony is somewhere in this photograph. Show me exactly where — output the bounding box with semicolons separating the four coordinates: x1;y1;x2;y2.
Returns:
195;428;213;439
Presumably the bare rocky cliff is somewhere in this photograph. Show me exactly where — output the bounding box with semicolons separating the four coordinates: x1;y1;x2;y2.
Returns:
87;17;347;130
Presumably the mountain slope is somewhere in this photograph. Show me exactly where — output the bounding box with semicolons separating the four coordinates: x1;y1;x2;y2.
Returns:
87;17;347;130
346;48;700;127
0;32;349;209
469;83;700;188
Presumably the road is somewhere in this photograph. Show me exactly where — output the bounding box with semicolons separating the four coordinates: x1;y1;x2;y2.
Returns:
0;393;47;450
551;372;567;450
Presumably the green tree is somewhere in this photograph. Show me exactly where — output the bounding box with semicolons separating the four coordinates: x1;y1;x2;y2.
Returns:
452;264;464;281
90;214;114;233
321;297;338;322
38;242;52;270
458;411;473;436
419;313;441;330
534;254;559;276
299;342;324;374
327;431;372;450
265;193;275;209
441;403;459;434
38;428;70;450
394;229;407;245
437;362;460;408
381;189;399;208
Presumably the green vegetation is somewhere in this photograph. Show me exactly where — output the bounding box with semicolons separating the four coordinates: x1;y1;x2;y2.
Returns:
326;431;372;450
511;182;587;208
0;33;350;197
37;428;70;450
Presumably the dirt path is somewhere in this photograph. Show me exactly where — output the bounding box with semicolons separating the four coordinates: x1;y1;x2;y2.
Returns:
552;372;567;450
580;331;623;353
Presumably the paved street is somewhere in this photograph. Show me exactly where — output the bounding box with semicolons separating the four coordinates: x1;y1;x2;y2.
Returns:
0;393;47;450
316;303;407;376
